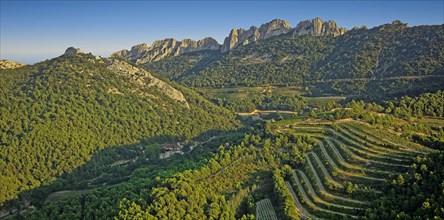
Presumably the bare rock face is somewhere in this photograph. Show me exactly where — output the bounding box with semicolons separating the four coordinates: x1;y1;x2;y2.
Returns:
105;59;189;108
221;19;291;52
0;60;26;69
111;37;220;64
378;20;408;32
221;27;259;52
294;17;347;37
112;18;345;59
64;47;84;55
258;19;292;39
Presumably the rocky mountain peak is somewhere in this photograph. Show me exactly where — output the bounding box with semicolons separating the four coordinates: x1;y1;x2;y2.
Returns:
64;47;84;55
293;17;347;37
258;19;291;39
375;20;408;32
112;18;346;61
111;37;221;64
197;37;220;50
221;19;291;52
131;43;150;52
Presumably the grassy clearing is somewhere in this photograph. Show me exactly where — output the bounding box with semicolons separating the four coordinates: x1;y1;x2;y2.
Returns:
198;86;345;108
44;190;91;203
305;96;346;107
199;86;303;100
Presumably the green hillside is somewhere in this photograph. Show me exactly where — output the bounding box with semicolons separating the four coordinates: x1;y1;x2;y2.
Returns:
6;91;443;219
0;53;239;205
144;21;444;99
112;117;442;219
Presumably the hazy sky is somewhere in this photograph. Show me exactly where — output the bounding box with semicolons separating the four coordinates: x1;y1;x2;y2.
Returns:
1;0;443;64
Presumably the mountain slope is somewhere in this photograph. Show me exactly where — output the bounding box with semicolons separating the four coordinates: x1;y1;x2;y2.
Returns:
315;21;444;80
0;50;239;205
112;17;346;64
143;21;444;98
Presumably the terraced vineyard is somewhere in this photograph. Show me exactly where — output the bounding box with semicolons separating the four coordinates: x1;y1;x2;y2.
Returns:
280;120;435;219
255;198;278;220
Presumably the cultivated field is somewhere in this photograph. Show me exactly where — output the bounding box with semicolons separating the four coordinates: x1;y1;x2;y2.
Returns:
198;86;345;107
198;86;302;101
255;198;278;220
279;120;434;219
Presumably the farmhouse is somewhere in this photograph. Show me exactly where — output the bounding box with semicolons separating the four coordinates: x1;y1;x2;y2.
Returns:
161;142;182;151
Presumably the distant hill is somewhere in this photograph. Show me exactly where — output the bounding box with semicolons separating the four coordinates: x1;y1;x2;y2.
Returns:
0;48;239;205
139;20;444;99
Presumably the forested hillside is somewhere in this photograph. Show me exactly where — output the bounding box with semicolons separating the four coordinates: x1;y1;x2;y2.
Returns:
113;95;443;219
144;21;444;98
6;90;443;219
316;21;444;79
145;34;335;87
0;53;239;205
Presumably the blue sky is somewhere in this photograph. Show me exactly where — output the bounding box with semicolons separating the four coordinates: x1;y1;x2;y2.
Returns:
1;0;443;64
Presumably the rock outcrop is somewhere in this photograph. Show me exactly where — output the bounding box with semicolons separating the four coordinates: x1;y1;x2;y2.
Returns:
221;19;291;52
112;18;346;61
377;20;409;32
0;60;26;69
105;59;189;108
293;17;347;37
112;37;220;64
64;47;84;55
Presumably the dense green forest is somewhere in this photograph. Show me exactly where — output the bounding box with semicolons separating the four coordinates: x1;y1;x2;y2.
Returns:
3;89;443;219
364;151;444;219
24;133;245;219
113;90;444;219
0;54;239;205
315;21;444;80
2;24;443;219
144;22;444;99
115;125;319;219
146;34;335;87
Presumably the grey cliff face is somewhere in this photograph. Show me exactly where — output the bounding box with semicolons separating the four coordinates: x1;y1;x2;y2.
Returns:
112;18;346;61
293;17;347;37
221;19;291;52
111;37;220;64
64;47;84;55
105;59;189;108
258;19;292;39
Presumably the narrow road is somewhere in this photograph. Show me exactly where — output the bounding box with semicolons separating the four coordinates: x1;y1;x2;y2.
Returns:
328;137;410;169
335;126;414;160
307;152;343;189
318;140;339;168
319;74;444;83
295;170;364;211
304;157;368;205
292;171;358;219
324;138;392;176
236;109;297;115
323;138;345;162
326;128;410;165
348;122;432;154
316;142;386;182
311;152;383;194
285;181;317;220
